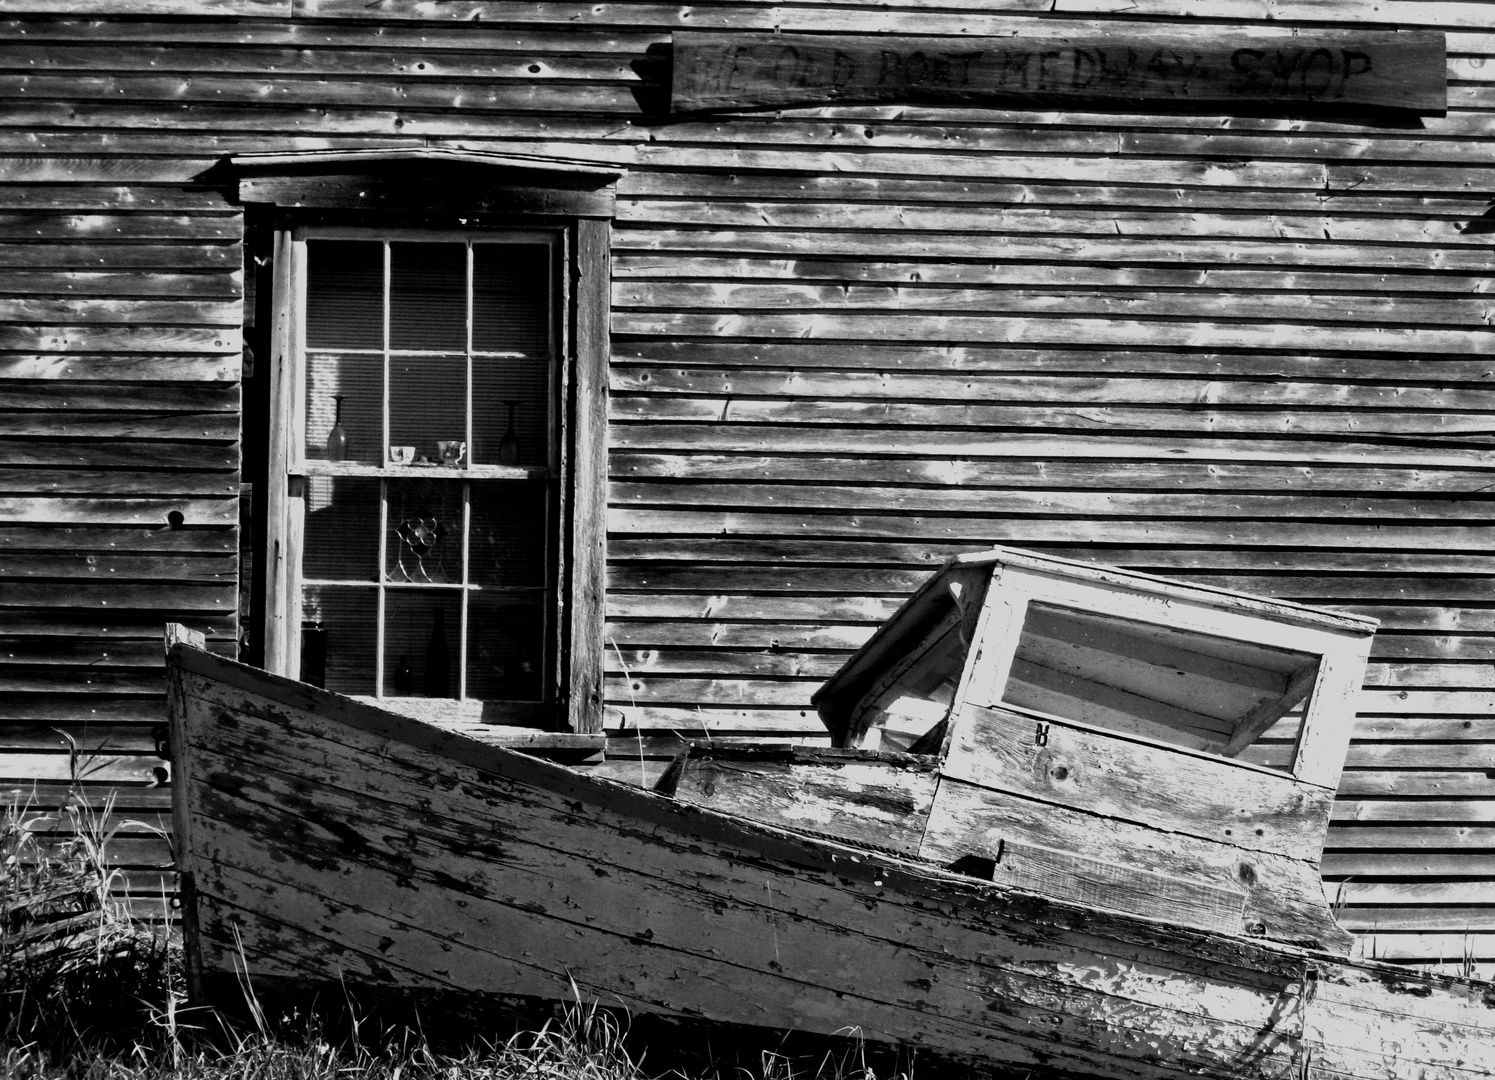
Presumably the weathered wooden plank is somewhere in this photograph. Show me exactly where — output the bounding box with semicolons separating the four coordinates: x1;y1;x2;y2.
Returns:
612;425;1495;469
0;213;238;241
0;1;285;12
1334;800;1495;824
944;703;1333;859
622;172;1493;213
610;511;1495;551
606;538;1495;575
0;750;166;786
0;241;237;269
0;497;234;526
0;355;239;382
1338;772;1495;798
0;550;236;579
615;313;1491;355
0;439;237;470
0;326;240;354
0;693;164;723
0;384;239;413
663;748;937;855
671;30;1447;113
0;471;236;498
0;582;233;611
0;412;239;440
611;453;1495;495
607;647;845;679
605;674;817;707
0;297;239;325
612;227;1495;272
618;198;1495;245
617;281;1495;324
612;368;1495;410
612;484;1495;522
0;526;235;554
291;0;1488;34
1326;826;1495;850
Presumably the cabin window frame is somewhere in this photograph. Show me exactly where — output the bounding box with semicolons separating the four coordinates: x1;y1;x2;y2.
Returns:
954;566;1372;790
237;151;614;736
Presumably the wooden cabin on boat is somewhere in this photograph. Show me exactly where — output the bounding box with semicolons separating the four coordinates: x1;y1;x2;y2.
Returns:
0;0;1493;980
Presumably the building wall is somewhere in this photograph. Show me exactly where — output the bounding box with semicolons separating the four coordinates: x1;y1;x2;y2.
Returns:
0;0;1491;970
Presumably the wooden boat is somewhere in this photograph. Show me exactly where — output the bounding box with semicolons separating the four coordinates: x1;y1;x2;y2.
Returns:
166;549;1495;1078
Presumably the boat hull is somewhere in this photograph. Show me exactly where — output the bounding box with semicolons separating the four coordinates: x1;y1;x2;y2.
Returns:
168;646;1495;1079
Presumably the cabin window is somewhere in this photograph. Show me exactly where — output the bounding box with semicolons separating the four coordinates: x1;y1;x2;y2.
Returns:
258;223;606;733
997;601;1320;765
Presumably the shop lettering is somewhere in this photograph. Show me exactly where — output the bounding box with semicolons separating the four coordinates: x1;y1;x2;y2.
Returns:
672;31;1444;114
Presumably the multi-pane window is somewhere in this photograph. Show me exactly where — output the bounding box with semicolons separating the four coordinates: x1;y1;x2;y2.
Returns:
286;231;562;708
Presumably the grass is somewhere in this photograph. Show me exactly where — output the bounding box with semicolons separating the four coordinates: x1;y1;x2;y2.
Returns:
0;781;950;1080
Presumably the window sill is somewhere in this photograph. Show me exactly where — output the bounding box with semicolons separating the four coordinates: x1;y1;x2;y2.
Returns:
298;462;549;480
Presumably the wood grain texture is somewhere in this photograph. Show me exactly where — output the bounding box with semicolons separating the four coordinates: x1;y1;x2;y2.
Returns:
170;644;1495;1077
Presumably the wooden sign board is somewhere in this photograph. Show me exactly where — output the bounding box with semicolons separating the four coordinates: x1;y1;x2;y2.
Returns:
671;30;1446;114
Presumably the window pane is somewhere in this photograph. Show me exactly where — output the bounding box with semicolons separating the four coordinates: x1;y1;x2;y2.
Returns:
390;242;465;351
469;481;547;588
306;353;382;464
306;241;383;349
389;356;465;465
303;477;379;582
473;243;549;353
386;479;462;585
467;594;544;701
472;359;548;467
384;589;460;699
301;586;377;695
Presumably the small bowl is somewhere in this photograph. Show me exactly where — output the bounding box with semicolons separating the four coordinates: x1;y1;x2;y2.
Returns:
437;440;466;466
388;445;416;466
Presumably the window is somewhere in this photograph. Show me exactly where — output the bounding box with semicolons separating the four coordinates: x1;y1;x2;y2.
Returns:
239;149;617;735
296;230;560;705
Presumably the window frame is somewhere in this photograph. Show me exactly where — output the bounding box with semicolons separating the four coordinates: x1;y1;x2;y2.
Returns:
239;153;614;738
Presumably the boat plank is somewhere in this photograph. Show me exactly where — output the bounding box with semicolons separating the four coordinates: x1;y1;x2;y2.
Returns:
944;703;1333;860
921;774;1349;951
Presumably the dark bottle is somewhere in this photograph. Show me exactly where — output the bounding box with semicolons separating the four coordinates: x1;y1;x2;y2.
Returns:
498;401;521;466
326;394;349;461
394;655;413;696
424;608;451;698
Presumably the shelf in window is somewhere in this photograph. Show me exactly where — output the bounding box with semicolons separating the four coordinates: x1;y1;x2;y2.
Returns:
298;462;549;481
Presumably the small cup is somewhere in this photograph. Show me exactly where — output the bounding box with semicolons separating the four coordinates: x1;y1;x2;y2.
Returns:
437;440;466;467
388;445;415;466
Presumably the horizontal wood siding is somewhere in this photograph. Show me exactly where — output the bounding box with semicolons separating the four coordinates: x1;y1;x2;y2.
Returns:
0;1;1489;972
0;163;244;889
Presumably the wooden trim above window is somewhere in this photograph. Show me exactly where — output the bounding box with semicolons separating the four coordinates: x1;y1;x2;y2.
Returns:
228;147;626;219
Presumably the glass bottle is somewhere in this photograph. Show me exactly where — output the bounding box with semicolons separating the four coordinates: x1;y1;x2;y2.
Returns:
498;401;521;466
326;394;349;462
424;608;451;698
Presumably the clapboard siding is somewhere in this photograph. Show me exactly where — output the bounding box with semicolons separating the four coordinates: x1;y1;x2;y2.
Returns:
0;165;241;872
0;2;1488;974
